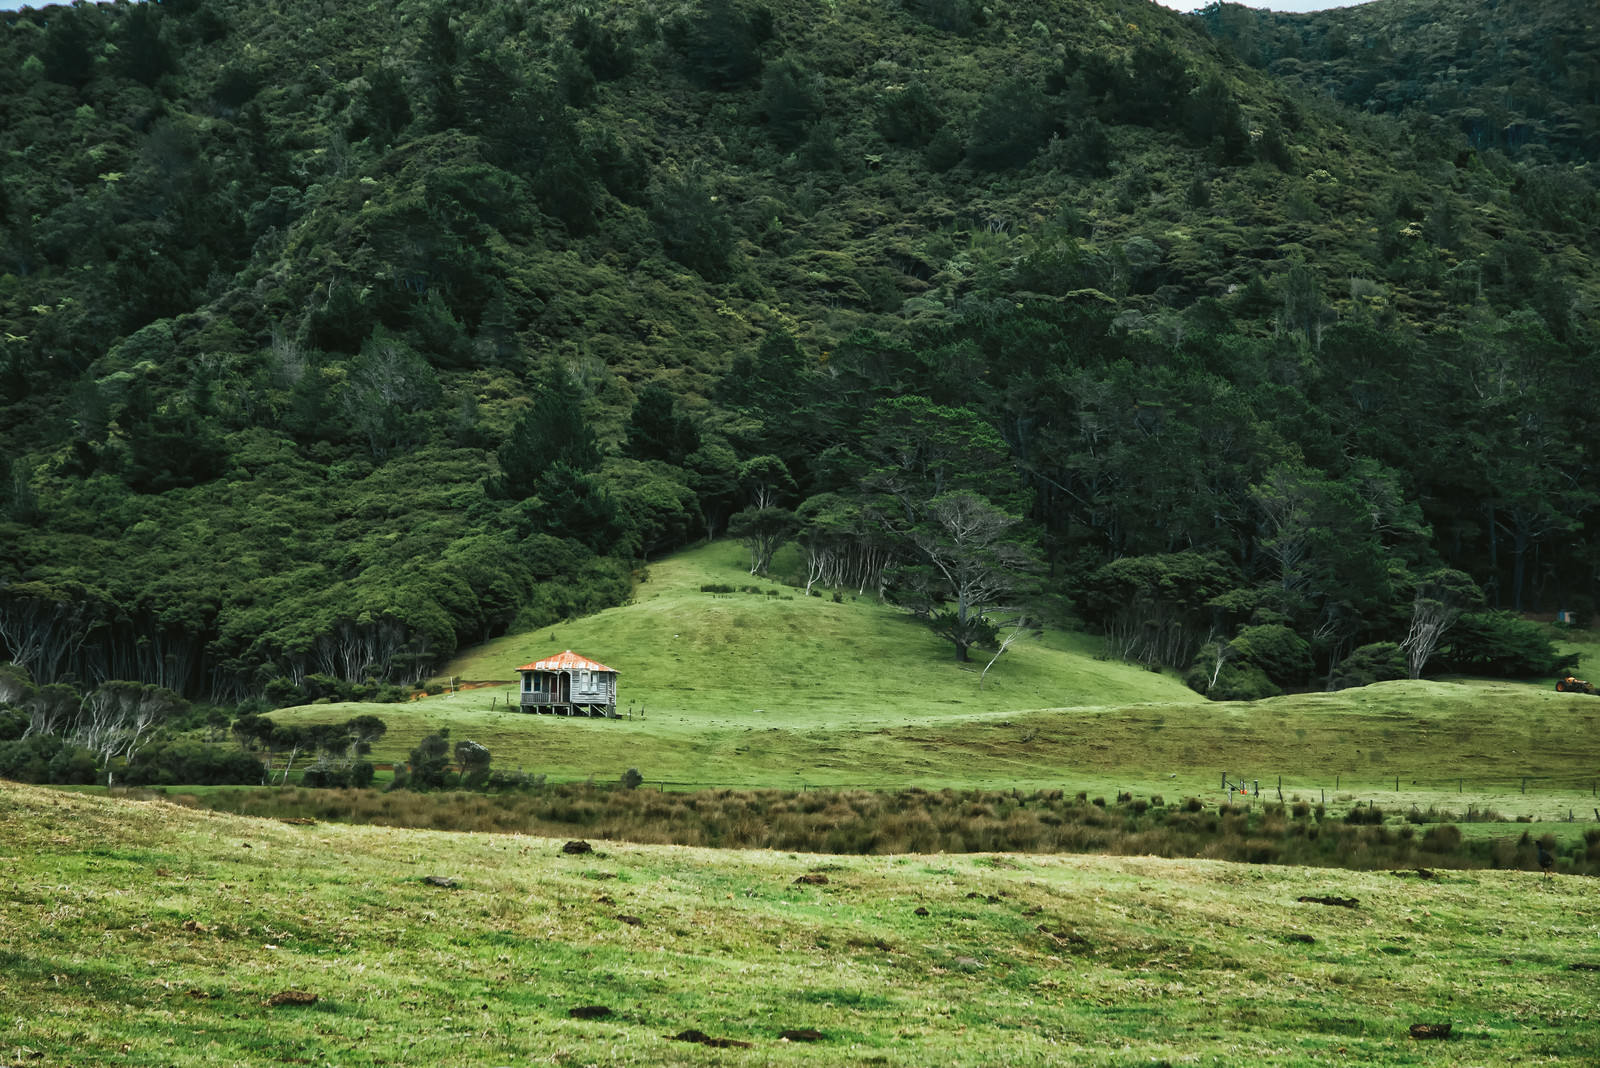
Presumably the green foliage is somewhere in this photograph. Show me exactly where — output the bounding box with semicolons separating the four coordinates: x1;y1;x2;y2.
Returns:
488;381;604;501
0;0;1598;712
728;505;798;576
1084;554;1240;670
665;0;772;90
119;742;264;787
759;57;823;149
967;76;1055;170
1330;642;1408;690
1439;612;1576;678
624;385;701;467
649;169;735;280
0;735;96;785
901;0;984;35
454;738;492;788
1184;646;1281;702
403;727;454;790
1229;624;1314;688
877;79;946;147
518;462;627;555
570;11;636;82
1201;0;1600;165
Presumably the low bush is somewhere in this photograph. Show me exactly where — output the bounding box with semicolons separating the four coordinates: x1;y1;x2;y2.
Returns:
1344;803;1386;825
0;735;98;785
1330;642;1407;690
120;742;266;787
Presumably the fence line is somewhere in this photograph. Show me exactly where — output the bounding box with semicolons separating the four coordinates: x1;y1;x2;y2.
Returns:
1218;771;1600;798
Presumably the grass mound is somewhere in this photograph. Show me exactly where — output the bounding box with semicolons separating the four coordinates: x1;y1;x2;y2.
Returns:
448;540;1191;718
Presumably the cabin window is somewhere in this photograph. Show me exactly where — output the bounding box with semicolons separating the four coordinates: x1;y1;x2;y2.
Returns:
522;675;531;692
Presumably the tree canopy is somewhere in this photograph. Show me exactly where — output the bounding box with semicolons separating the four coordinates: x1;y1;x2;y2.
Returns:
0;0;1595;701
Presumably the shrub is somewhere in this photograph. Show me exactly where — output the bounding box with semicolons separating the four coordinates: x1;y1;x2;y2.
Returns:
1229;624;1313;687
404;729;455;790
1184;649;1281;701
1330;643;1407;689
262;677;304;708
0;735;91;784
1438;611;1576;677
455;740;492;788
1423;824;1463;851
620;767;644;789
120;742;266;787
1344;803;1385;826
300;767;348;789
46;744;98;785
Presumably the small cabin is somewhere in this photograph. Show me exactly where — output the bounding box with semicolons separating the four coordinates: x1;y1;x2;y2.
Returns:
516;650;618;718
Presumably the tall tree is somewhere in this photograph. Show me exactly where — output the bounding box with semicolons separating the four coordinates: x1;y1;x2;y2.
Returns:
907;491;1041;662
487;381;603;500
1401;569;1483;679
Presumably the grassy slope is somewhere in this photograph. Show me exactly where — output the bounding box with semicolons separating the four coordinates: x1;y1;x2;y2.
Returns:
273;540;1187;785
5;781;1596;1067
268;543;1600;820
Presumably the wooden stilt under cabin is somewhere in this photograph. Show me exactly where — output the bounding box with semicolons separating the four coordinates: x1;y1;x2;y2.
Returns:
516;651;619;718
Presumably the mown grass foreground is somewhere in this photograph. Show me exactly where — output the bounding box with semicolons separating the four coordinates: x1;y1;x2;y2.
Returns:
6;782;1598;1067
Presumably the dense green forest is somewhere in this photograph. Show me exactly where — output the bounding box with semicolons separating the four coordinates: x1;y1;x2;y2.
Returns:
0;0;1595;707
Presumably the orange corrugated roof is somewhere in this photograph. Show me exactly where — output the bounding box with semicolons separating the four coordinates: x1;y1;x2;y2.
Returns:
515;650;619;673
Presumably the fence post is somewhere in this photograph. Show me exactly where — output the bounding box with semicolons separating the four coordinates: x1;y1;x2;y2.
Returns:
1277;775;1283;802
1521;777;1526;794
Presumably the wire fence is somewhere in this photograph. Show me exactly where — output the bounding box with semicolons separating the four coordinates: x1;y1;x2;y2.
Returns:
1221;771;1600;799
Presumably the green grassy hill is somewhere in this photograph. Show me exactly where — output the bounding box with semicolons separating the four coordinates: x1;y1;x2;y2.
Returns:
449;541;1189;717
271;542;1600;820
274;540;1193;787
5;780;1597;1067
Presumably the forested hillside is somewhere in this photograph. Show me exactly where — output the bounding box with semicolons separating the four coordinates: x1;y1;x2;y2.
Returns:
0;0;1595;707
1198;0;1600;163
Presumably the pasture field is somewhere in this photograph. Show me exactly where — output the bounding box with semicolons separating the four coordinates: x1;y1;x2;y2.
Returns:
270;542;1600;823
5;781;1598;1067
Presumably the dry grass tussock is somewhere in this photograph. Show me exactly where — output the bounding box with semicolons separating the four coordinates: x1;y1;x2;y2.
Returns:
176;784;1600;876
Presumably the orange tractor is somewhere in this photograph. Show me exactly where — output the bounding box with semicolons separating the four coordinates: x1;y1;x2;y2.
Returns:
1555;675;1598;694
